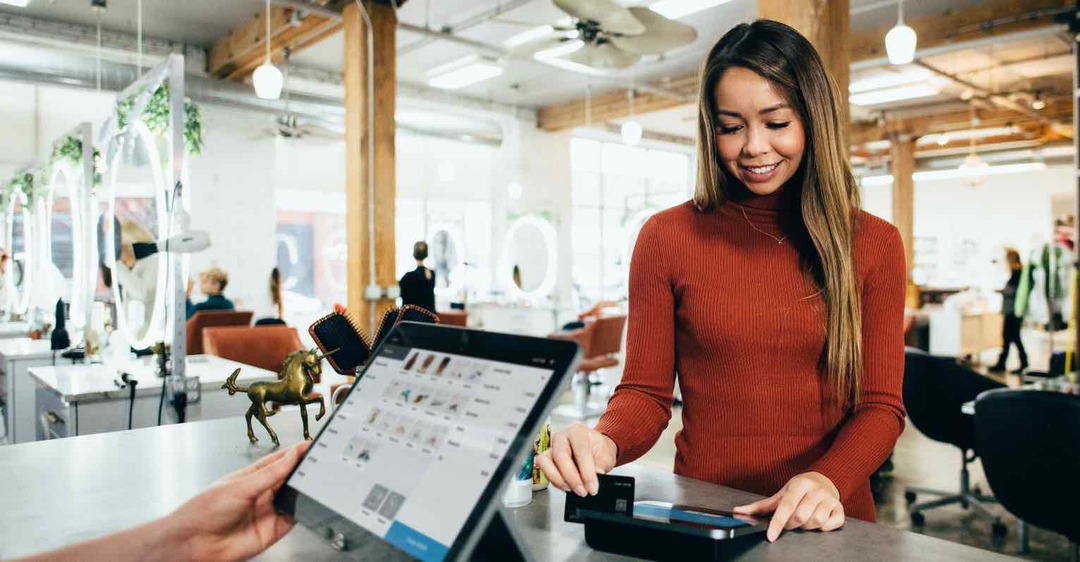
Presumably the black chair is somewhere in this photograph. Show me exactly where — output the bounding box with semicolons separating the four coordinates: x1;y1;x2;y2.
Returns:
975;389;1080;560
902;349;1007;533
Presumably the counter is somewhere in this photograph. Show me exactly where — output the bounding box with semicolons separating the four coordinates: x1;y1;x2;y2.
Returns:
0;417;1013;561
0;338;79;444
29;355;277;439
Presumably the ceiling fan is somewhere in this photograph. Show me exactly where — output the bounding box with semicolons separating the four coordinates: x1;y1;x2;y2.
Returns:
506;0;698;70
254;49;341;143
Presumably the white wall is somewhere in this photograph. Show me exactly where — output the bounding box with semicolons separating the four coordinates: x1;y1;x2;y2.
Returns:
860;164;1076;288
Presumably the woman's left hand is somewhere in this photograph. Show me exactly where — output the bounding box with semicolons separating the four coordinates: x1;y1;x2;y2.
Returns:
733;471;844;542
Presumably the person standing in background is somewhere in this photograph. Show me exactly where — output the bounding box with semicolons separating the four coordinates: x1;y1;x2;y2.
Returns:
399;241;436;314
989;248;1028;374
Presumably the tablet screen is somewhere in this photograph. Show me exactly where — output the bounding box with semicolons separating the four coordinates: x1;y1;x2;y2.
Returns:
283;342;557;561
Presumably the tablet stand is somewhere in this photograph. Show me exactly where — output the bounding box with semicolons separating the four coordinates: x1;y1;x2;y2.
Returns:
469;508;529;562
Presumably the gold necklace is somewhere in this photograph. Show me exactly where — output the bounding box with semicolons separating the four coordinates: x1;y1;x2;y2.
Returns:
740;204;787;244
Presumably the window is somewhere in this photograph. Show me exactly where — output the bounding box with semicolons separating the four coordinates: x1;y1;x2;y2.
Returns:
570;137;693;307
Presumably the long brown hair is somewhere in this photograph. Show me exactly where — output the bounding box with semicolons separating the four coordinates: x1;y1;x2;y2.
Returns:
693;20;862;407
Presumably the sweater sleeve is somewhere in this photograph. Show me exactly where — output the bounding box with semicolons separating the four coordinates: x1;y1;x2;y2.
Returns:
593;217;677;465
809;223;907;501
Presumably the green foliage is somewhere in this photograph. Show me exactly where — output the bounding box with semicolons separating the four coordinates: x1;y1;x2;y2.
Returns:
48;136;104;187
8;172;36;206
115;82;204;155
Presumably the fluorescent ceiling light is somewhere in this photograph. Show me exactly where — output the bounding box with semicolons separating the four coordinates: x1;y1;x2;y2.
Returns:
427;57;504;90
0;0;31;6
850;84;938;106
649;0;732;19
917;126;1021;145
849;66;932;93
533;39;584;60
861;162;1047;186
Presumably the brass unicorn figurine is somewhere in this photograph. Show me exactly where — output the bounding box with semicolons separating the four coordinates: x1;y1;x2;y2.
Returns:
222;348;332;445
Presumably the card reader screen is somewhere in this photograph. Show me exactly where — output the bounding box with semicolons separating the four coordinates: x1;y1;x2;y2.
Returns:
634;501;753;530
285;343;555;562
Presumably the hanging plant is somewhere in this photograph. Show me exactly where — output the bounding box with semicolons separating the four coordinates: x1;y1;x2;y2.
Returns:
115;82;204;155
9;172;37;206
49;136;105;187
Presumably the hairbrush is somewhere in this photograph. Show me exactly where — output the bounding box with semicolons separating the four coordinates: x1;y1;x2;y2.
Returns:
371;305;440;350
309;305;441;376
309;309;369;376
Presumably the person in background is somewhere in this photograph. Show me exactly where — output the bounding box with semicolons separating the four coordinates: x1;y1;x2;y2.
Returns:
399;241;436;314
186;266;235;319
989;248;1028;374
537;20;906;543
270;267;283;320
15;443;309;562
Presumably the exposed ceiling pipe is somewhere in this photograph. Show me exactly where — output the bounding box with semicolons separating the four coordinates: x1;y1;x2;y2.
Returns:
398;22;506;57
851;25;1063;70
914;60;1053;126
398;0;535;55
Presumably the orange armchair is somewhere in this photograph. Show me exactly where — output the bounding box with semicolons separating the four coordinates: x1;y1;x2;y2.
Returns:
202;325;304;376
186;311;253;355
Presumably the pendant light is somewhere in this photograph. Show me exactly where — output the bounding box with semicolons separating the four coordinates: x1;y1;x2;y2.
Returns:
621;84;642;146
252;0;283;100
885;0;917;65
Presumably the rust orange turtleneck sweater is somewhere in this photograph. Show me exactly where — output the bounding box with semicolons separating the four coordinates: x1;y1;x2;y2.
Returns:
594;192;906;522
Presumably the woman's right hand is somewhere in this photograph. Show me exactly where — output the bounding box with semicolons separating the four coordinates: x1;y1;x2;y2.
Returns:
536;423;618;497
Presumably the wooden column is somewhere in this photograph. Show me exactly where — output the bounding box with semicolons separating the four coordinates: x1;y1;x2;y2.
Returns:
890;137;916;278
758;0;850;124
344;1;397;329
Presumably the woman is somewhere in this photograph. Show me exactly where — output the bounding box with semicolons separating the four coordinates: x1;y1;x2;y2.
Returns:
989;248;1027;374
537;20;905;543
399;241;436;314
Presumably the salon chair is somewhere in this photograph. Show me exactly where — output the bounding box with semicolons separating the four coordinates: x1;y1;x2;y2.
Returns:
903;349;1007;534
975;389;1080;559
548;313;627;420
439;310;468;327
202;325;304;374
186;311;253;355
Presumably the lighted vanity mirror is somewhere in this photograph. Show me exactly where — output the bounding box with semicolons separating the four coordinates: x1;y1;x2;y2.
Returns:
43;162;82;319
5;192;33;316
105;121;168;348
430;228;460;293
502;215;557;300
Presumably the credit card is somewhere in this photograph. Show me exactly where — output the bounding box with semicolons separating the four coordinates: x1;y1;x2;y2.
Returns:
563;474;635;523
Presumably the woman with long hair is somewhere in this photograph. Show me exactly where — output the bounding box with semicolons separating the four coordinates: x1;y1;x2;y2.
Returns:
538;20;906;542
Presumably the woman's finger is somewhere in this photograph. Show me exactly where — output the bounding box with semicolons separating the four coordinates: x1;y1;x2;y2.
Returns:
550;433;587;497
536;450;569;492
232;444;306;499
787;492;827;530
820;505;846;532
766;492;802;542
225;447;294;481
800;501;834;531
567;431;599;495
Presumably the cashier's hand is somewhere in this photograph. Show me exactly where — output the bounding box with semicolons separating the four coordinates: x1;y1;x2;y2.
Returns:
733;471;844;542
167;441;310;561
536;423;617;497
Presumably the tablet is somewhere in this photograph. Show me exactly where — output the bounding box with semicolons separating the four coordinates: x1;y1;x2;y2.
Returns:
275;322;581;561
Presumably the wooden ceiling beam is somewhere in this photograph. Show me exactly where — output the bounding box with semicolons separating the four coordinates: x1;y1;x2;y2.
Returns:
850;96;1071;145
209;8;341;80
537;0;1072;132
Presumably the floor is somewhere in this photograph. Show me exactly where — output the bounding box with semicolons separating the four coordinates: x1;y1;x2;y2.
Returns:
552;326;1075;560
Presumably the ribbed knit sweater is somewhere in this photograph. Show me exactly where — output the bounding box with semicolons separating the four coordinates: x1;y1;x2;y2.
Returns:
594;192;906;522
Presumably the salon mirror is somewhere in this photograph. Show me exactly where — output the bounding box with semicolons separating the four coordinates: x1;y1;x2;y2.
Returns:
106;121;166;347
5;193;32;316
430;228;459;292
502;216;557;300
44;163;77;311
